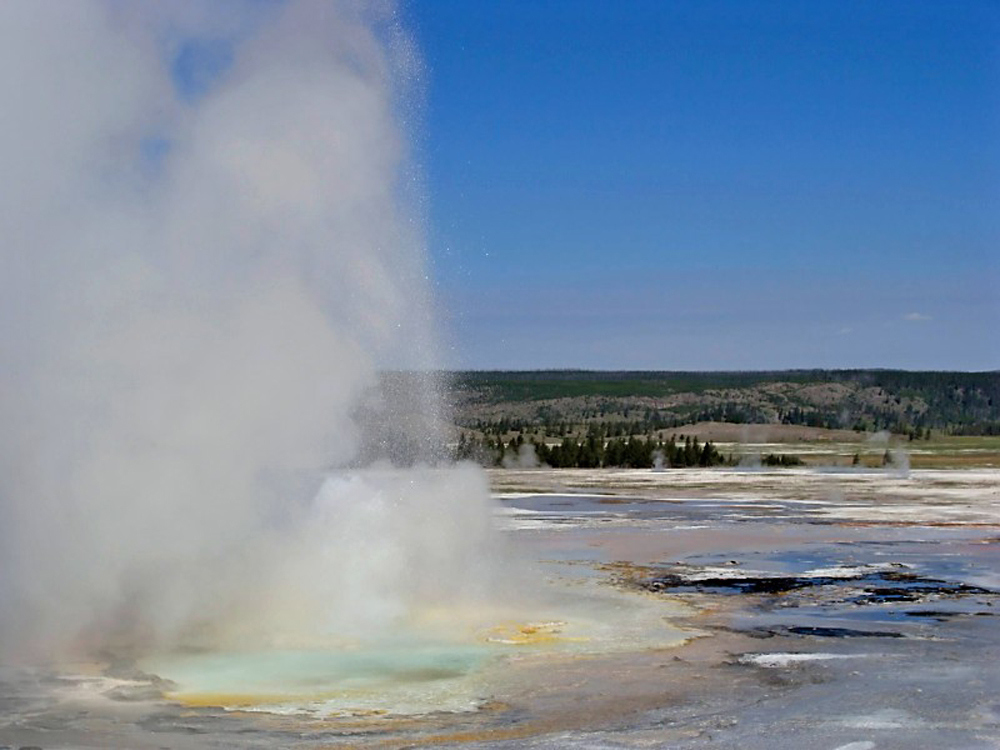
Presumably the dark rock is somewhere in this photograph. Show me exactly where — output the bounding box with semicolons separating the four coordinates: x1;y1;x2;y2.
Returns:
785;626;904;638
905;610;962;619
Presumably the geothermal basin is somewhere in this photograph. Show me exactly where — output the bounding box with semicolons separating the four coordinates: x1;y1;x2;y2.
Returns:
2;466;999;749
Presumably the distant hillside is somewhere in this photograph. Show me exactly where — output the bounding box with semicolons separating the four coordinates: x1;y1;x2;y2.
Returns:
448;370;1000;437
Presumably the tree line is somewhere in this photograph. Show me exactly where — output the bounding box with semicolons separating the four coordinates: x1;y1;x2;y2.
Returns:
455;432;727;469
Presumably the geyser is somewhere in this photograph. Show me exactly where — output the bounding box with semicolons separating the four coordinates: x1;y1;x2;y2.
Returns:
0;0;504;663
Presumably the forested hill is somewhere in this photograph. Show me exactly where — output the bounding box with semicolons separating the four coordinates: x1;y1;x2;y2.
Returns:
447;370;1000;436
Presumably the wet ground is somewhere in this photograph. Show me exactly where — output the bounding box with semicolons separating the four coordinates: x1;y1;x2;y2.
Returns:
2;467;998;748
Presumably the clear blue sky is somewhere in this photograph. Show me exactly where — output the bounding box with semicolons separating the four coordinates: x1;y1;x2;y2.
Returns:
410;0;999;370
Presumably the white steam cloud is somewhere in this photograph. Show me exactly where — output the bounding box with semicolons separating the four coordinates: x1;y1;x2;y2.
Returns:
0;1;501;661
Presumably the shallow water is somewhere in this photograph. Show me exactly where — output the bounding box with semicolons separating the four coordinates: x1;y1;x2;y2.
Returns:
140;641;496;715
132;579;690;719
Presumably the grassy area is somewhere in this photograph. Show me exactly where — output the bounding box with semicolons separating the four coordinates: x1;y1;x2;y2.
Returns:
908;435;1000;468
713;434;1000;470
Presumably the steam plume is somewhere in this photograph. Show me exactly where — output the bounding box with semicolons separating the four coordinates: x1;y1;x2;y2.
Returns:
0;1;495;661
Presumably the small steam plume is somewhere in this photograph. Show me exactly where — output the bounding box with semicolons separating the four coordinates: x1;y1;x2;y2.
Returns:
502;443;540;469
0;1;504;662
867;431;911;478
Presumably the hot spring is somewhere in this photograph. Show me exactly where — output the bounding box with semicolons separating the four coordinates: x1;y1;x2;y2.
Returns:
0;0;686;719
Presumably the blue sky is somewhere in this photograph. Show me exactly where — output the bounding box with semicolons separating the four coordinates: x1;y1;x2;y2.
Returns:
410;1;999;370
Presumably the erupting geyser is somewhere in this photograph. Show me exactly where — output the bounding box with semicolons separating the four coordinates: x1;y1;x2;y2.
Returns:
0;0;506;667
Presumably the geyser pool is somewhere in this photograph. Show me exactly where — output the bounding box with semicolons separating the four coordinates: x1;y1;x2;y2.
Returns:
135;576;691;716
140;641;496;716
